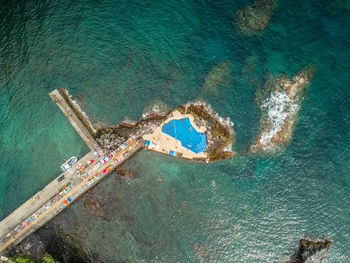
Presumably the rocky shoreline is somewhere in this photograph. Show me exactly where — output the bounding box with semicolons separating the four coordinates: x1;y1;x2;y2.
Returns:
177;101;234;162
9;218;332;263
93;109;168;151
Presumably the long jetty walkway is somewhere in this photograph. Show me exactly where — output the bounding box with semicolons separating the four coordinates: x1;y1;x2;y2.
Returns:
0;89;144;255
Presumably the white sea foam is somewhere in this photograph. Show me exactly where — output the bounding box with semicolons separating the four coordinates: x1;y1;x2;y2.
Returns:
257;88;299;151
142;109;164;119
120;118;136;125
142;101;169;119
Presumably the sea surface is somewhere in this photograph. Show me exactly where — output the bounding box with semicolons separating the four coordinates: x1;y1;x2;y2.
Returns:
0;0;350;262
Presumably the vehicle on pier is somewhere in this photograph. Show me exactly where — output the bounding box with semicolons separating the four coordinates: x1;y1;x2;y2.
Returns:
60;156;78;171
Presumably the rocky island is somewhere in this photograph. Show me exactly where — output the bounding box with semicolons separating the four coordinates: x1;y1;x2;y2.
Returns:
287;238;331;263
93;99;234;163
250;65;315;153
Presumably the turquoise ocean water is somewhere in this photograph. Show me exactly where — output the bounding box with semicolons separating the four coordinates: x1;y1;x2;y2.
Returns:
0;0;350;262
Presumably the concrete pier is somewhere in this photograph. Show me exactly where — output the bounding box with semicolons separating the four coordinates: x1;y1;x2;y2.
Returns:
0;89;144;255
0;152;95;240
49;89;98;150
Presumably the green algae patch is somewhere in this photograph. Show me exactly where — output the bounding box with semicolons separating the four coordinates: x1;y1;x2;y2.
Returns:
235;0;278;35
10;252;59;263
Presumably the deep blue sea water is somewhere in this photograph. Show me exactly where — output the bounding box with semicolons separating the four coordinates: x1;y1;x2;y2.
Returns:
0;0;350;262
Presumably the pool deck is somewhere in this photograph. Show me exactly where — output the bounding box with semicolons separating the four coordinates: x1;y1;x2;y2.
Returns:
0;89;143;255
142;110;208;160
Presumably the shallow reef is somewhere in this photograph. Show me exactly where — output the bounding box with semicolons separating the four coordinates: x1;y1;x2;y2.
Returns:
7;214;99;263
202;60;231;95
235;0;278;35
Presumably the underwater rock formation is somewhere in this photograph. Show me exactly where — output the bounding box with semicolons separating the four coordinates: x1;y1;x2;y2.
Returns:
250;65;315;153
192;243;209;262
142;99;168;116
83;197;102;218
116;164;136;179
287;238;331;263
8;216;97;263
235;0;277;35
202;60;231;95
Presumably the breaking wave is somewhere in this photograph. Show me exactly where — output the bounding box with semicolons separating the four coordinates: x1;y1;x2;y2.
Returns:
258;89;299;151
250;65;315;153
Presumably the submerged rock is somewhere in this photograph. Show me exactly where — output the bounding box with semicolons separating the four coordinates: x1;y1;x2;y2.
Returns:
288;238;331;263
202;60;231;95
143;99;168;117
250;65;315;153
116;164;136;179
192;243;210;262
8;215;97;263
83;197;102;218
235;0;277;35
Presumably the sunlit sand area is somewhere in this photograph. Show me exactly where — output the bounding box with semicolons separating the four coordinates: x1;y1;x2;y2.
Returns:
143;110;208;160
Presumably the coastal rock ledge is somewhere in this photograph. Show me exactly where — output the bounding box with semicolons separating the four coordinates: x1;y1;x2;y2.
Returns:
287;238;331;263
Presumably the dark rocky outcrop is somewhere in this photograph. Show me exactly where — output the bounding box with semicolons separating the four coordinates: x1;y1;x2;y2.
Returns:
94;111;169;151
287;238;331;263
95;131;126;151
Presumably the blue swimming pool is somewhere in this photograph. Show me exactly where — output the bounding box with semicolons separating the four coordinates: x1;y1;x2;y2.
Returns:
161;118;207;153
